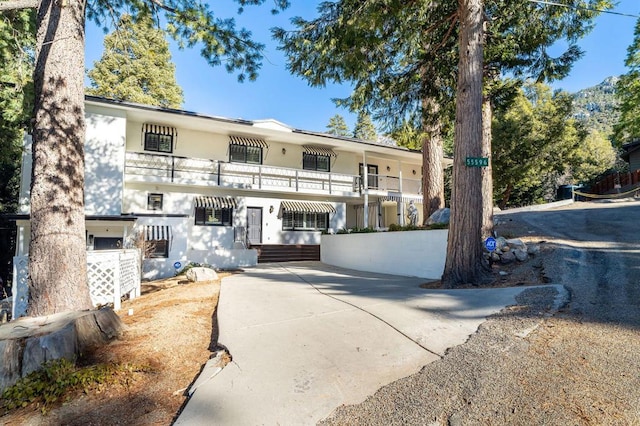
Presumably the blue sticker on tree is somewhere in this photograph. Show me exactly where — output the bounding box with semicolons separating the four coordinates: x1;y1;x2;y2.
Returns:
485;237;497;252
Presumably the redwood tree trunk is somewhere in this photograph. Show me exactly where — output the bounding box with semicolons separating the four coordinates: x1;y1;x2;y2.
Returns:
421;97;445;222
481;94;494;237
442;0;486;288
27;0;92;316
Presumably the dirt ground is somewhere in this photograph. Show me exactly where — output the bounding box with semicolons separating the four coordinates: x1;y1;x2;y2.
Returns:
1;274;226;425
0;220;549;425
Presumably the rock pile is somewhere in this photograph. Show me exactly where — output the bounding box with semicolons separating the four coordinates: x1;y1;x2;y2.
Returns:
484;237;540;265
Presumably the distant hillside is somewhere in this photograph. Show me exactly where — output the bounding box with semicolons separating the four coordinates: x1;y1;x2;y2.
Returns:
571;76;620;137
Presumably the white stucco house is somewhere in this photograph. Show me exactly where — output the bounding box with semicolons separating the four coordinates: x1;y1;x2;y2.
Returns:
14;96;450;280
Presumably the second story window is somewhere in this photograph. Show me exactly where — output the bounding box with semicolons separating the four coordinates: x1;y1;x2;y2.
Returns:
302;146;336;172
228;135;268;165
303;153;331;172
143;124;177;153
230;144;262;164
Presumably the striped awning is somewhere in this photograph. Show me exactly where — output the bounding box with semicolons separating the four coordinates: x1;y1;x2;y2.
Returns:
145;225;172;241
229;135;268;148
195;196;238;209
381;194;423;204
279;201;336;217
303;145;337;157
143;123;177;136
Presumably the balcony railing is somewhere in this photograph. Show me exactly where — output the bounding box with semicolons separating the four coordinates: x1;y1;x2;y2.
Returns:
365;174;422;194
125;152;362;195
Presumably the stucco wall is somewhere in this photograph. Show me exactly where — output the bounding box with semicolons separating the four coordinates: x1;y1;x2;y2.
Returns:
321;230;448;279
85;108;126;215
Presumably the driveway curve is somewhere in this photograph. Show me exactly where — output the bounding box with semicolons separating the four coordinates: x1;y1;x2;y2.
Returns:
176;262;564;425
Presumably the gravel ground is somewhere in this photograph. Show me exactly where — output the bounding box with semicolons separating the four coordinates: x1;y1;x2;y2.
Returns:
321;202;640;425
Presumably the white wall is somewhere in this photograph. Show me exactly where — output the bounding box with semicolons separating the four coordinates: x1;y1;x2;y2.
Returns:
85;107;126;215
244;196;346;244
321;230;448;279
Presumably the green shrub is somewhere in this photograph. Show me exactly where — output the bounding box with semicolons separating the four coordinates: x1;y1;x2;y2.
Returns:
1;358;149;414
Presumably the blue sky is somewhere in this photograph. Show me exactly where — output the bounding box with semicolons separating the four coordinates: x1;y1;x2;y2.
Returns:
84;1;639;134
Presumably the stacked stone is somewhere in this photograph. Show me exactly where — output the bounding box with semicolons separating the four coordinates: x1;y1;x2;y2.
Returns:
485;237;540;264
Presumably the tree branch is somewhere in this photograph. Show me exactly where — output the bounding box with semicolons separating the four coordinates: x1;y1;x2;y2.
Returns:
0;0;38;11
145;0;177;14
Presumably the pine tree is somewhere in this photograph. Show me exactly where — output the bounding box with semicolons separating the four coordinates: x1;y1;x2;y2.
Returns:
0;9;34;214
326;114;349;136
353;111;377;141
87;13;183;108
442;0;486;287
614;17;640;143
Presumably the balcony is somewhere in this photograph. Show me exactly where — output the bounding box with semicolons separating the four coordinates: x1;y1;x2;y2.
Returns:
364;174;422;195
125;152;362;196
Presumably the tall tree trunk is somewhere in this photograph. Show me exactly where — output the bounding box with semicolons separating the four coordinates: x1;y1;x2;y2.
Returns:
442;0;486;288
421;97;445;222
481;94;494;237
27;0;92;316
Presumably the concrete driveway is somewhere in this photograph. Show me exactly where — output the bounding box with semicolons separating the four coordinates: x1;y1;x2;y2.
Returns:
176;262;562;425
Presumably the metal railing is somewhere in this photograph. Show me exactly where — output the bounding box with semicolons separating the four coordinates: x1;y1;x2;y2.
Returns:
125;151;362;195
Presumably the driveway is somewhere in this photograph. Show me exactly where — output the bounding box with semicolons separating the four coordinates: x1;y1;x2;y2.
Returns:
176;262;565;425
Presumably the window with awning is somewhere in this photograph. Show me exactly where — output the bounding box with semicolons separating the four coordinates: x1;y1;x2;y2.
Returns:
143;123;177;153
194;196;237;226
229;135;267;164
302;145;336;172
279;201;335;231
144;225;172;258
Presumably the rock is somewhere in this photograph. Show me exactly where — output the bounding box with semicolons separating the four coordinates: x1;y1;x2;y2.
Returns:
506;238;527;251
186;267;218;282
500;251;516;264
514;249;529;262
499;271;509;276
427;208;450;225
495;236;508;251
527;244;541;255
491;252;501;262
501;245;511;252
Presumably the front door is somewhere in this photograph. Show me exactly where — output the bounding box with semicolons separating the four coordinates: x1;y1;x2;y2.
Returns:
247;207;263;245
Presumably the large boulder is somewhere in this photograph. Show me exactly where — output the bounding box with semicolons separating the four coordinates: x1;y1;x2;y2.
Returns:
185;267;218;283
427;208;450;225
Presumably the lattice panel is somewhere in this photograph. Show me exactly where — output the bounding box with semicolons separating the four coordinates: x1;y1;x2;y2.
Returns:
12;249;142;318
119;251;140;295
87;252;118;306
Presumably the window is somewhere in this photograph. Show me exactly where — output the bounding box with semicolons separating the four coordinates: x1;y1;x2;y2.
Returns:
144;132;173;153
303;153;331;172
147;193;163;211
146;240;169;258
195;207;233;226
282;212;329;231
229;143;262;164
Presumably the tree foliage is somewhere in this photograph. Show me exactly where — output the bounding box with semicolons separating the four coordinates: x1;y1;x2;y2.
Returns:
614;17;640;144
325;114;349;136
0;9;35;214
491;83;606;208
353;111;377;141
87;13;183;108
